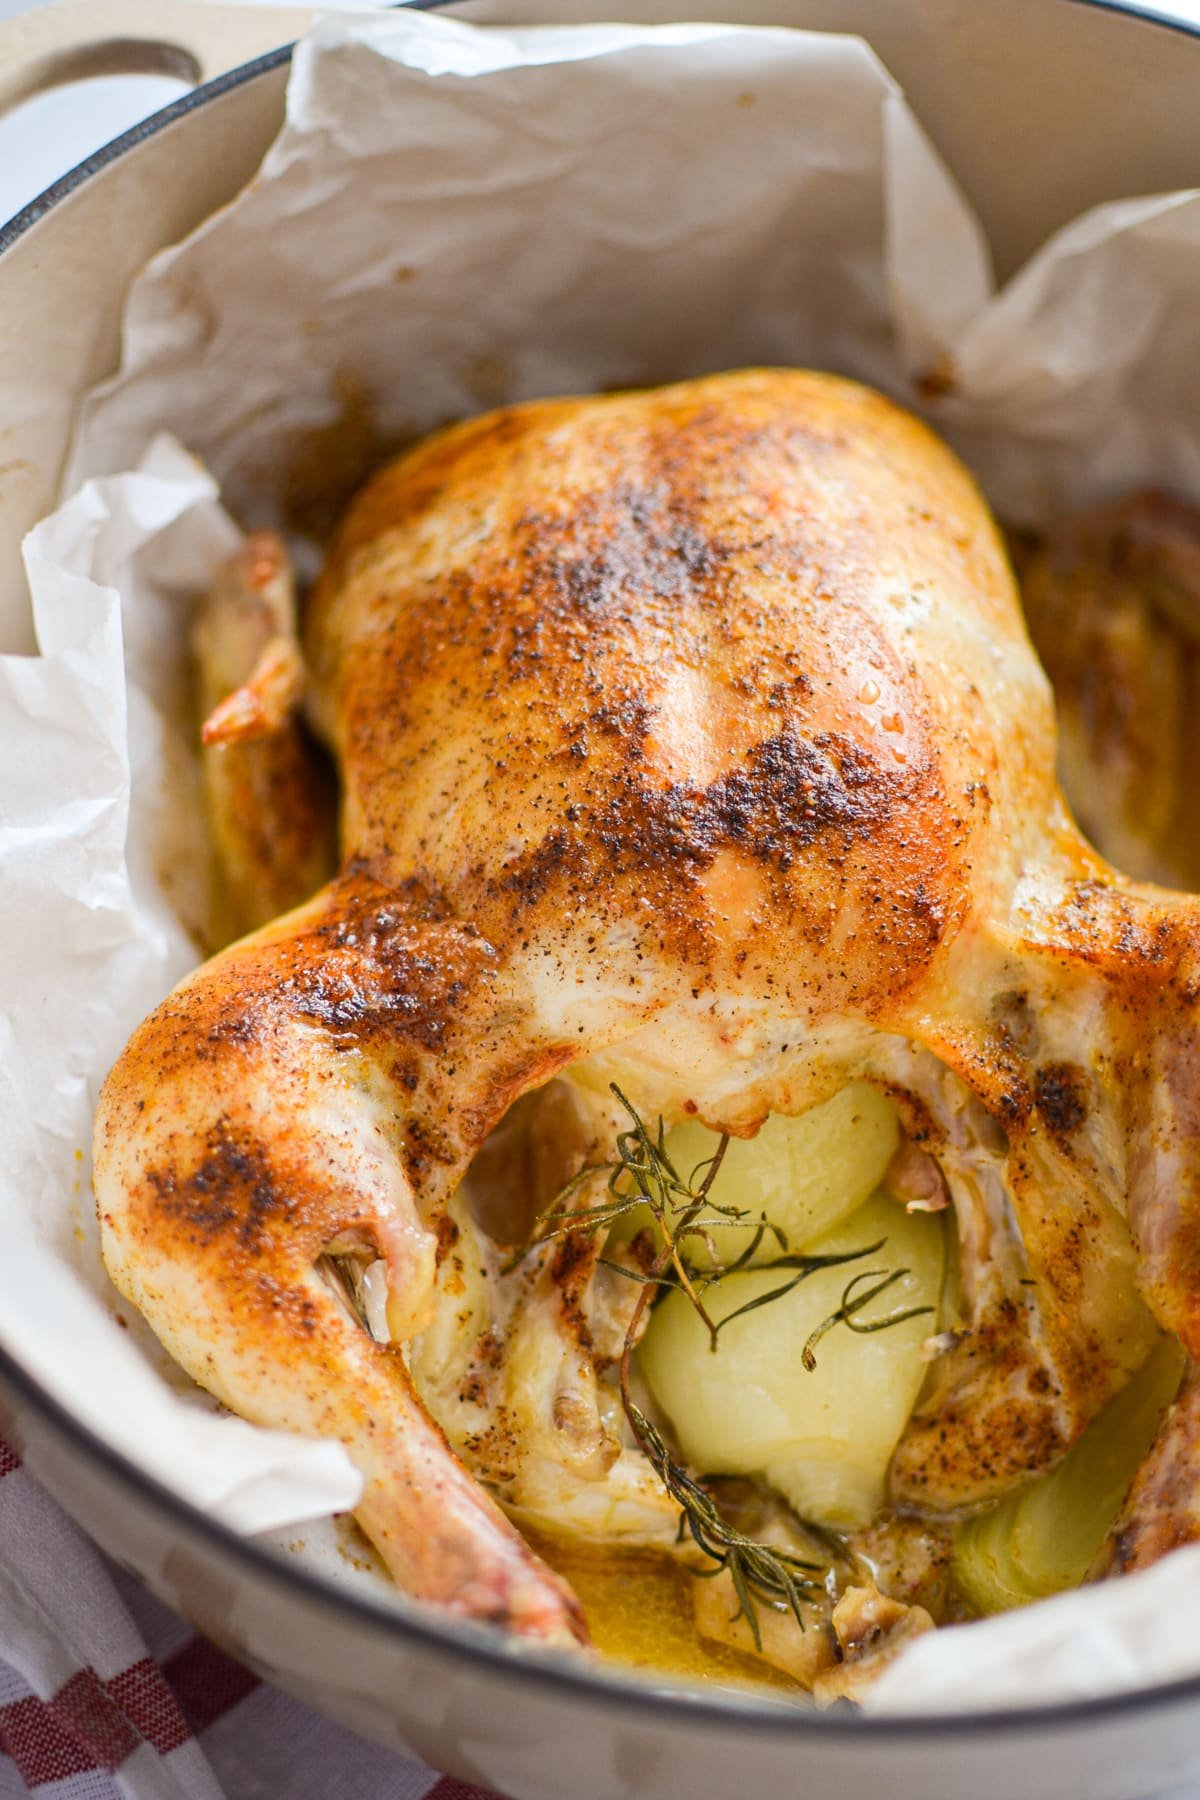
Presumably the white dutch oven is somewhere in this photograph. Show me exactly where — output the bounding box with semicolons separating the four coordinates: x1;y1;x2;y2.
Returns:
3;4;1200;1795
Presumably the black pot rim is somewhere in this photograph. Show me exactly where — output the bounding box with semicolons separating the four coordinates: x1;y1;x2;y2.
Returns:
3;0;1200;1745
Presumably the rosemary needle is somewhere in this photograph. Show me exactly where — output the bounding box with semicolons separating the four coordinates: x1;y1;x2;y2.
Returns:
801;1266;935;1372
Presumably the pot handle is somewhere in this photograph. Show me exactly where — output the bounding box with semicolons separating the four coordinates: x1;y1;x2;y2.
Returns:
0;0;318;118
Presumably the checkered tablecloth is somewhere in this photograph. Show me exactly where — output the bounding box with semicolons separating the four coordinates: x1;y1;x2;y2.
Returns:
0;1437;501;1799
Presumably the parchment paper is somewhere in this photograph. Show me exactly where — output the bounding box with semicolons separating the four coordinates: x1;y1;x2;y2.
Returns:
0;434;360;1530
9;4;1200;1711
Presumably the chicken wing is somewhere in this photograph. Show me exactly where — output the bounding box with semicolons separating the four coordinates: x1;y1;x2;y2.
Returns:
194;531;336;938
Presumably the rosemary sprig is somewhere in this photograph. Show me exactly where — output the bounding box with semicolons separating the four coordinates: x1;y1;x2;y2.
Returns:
519;1083;935;1646
617;1238;824;1650
516;1084;757;1346
526;1086;916;1354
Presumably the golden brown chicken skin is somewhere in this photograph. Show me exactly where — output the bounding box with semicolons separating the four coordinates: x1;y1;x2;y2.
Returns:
95;369;1200;1651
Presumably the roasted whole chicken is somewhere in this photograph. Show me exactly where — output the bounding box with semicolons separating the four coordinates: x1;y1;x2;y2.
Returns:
94;370;1200;1680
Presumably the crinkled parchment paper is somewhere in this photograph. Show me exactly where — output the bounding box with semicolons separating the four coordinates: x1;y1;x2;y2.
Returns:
8;4;1200;1711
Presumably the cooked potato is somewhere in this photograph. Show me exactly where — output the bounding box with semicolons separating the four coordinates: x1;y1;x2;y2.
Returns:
638;1190;944;1528
662;1083;900;1269
953;1333;1185;1614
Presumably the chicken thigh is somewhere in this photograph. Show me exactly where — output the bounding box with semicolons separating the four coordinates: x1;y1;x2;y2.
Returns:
95;369;1200;1654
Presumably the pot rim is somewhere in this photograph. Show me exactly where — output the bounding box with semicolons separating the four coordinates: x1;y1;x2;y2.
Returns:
4;0;1200;1742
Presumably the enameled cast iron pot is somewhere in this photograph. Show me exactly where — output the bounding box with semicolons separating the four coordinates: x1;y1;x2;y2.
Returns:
3;3;1200;1794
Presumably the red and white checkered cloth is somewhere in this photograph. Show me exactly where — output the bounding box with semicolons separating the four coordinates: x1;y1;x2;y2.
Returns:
0;1437;503;1800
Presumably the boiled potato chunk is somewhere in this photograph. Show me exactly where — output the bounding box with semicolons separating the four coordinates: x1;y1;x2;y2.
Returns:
638;1190;944;1529
953;1332;1185;1614
662;1083;900;1269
